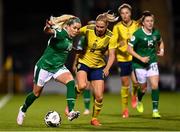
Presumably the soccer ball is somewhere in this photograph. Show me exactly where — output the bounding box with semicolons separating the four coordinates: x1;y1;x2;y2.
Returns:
44;111;61;127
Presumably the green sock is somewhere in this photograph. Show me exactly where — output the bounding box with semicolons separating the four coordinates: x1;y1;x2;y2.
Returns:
151;89;159;111
137;88;145;102
22;92;38;112
83;89;91;110
66;80;76;112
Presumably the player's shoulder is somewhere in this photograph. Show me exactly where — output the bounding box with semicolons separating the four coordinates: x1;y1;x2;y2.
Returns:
115;21;122;26
152;28;160;34
56;28;68;37
132;20;139;26
133;27;142;35
86;24;95;30
113;21;124;28
130;28;142;40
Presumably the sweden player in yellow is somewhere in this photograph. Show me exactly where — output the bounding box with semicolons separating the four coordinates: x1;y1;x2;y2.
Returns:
111;3;140;118
76;12;118;126
64;21;96;116
78;24;116;68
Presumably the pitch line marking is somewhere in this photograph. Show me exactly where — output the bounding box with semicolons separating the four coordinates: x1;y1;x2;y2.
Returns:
0;94;13;109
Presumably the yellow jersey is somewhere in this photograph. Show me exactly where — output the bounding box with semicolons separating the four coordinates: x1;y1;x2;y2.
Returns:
78;25;117;68
112;20;139;62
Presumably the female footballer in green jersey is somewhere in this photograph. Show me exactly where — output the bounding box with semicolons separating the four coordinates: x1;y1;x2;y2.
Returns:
17;15;82;125
112;3;140;118
75;12;118;126
128;11;164;119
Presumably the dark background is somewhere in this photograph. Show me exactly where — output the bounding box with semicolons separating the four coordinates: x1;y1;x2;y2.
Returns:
1;0;180;92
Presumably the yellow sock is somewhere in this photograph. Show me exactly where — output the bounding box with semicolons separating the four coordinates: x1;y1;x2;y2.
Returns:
121;86;129;111
92;99;103;118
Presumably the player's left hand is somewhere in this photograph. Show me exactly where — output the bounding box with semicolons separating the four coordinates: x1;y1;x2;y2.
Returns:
103;68;109;77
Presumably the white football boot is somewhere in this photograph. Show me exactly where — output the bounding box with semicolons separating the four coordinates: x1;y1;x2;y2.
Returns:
17;106;25;125
68;110;80;121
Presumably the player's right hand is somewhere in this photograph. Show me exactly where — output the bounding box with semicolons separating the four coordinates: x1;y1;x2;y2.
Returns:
141;56;150;63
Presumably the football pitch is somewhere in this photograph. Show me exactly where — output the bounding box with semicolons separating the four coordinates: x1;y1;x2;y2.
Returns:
0;92;180;131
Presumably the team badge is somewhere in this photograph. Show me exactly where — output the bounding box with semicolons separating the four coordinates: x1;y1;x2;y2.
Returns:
130;35;135;41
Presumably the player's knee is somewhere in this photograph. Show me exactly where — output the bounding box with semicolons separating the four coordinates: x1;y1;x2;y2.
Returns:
121;79;130;87
33;86;42;97
78;83;87;90
33;91;41;97
95;96;103;102
151;84;158;90
132;82;139;87
141;85;147;93
122;83;130;87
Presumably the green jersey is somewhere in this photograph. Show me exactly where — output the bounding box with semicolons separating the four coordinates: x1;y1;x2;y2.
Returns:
76;35;86;50
36;29;73;73
129;27;161;69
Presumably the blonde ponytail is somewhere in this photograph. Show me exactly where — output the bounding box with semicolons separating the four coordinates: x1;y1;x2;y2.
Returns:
49;14;75;29
96;11;119;23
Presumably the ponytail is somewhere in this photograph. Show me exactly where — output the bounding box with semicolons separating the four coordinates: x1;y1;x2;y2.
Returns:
49;14;81;29
96;11;119;24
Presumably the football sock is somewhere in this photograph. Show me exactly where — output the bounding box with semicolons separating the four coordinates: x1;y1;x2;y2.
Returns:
137;88;145;102
132;83;139;96
83;89;91;110
92;99;103;118
151;89;159;111
66;80;76;112
121;86;129;111
22;92;38;112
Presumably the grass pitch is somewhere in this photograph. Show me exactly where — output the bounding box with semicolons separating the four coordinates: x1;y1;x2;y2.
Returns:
0;92;180;131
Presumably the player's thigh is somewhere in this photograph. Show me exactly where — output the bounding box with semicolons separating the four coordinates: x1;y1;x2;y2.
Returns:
76;70;88;83
147;62;159;89
54;66;74;84
76;63;89;89
134;68;147;84
86;81;91;90
118;62;132;86
56;72;74;84
148;75;159;89
34;65;53;87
